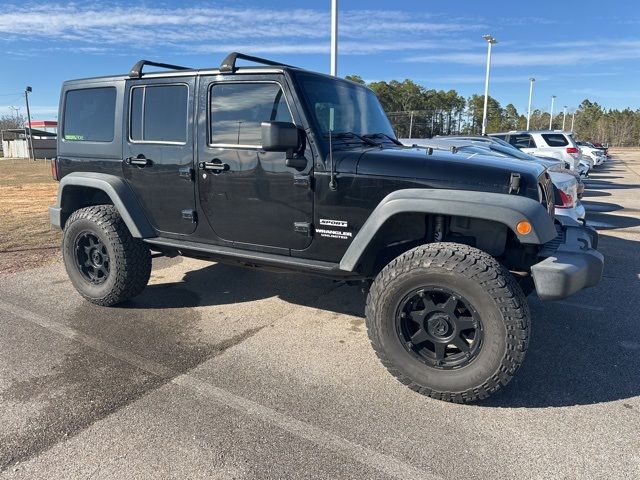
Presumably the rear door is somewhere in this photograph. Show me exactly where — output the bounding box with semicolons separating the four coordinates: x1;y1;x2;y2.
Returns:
123;77;197;236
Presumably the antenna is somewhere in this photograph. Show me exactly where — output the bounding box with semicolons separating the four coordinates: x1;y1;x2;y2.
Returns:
328;108;337;191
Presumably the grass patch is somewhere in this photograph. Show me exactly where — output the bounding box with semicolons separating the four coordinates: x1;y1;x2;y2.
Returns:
0;159;60;273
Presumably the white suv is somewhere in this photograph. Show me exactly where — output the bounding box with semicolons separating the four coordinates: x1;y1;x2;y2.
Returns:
489;130;583;172
576;141;606;166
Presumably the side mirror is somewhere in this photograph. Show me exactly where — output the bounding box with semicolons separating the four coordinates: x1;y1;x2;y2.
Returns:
261;121;307;170
261;121;301;153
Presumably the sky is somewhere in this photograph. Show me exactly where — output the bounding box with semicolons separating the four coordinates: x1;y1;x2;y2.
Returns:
1;0;639;121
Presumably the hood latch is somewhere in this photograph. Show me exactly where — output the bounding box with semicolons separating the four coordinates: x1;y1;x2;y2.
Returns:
509;173;521;194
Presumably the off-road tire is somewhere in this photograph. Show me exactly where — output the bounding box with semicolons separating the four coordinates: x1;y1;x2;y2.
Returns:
62;205;151;306
365;242;530;403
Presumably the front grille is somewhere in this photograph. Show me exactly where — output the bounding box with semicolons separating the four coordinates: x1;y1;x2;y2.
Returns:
539;223;565;257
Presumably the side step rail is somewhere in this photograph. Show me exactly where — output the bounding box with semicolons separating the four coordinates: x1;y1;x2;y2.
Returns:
145;237;358;278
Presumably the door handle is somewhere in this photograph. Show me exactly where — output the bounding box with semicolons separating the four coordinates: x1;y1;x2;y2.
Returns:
199;159;229;173
125;155;150;167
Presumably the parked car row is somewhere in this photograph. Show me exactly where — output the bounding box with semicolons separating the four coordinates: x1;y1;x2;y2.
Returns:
486;130;608;177
576;140;608;165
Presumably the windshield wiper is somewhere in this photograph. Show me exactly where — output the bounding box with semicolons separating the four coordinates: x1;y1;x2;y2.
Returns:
325;131;380;147
363;132;403;146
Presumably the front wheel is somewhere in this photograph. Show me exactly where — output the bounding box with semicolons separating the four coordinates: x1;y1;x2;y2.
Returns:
62;205;151;306
365;242;530;403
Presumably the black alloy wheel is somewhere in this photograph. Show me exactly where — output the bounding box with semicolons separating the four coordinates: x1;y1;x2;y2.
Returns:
396;287;483;370
74;231;111;284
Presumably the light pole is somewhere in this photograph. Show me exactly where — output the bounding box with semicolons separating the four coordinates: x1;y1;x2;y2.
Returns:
330;0;338;76
562;106;567;131
571;110;576;132
526;77;535;130
481;35;497;135
8;105;21;122
24;86;35;161
549;95;556;130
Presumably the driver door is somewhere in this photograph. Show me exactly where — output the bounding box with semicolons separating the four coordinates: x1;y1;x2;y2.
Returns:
196;76;313;251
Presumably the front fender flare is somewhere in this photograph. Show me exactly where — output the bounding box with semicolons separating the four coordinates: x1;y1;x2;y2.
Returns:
52;172;155;238
339;188;556;272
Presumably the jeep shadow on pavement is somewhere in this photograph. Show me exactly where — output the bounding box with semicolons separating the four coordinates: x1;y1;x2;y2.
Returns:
49;52;604;403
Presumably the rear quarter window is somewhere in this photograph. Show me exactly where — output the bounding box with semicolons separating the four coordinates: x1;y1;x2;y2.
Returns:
509;134;535;149
541;134;569;147
63;87;116;142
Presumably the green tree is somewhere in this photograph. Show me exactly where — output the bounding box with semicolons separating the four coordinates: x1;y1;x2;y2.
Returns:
344;75;365;85
466;94;502;134
0;113;25;131
345;73;640;144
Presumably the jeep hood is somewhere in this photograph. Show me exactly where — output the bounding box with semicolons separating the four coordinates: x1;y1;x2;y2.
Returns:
354;146;545;196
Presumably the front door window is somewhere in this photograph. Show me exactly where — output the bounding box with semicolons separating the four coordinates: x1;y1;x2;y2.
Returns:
209;82;292;147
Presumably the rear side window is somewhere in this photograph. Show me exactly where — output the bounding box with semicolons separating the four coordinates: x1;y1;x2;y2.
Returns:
509;134;535;149
541;134;569;147
129;84;188;143
63;87;116;142
209;83;292;146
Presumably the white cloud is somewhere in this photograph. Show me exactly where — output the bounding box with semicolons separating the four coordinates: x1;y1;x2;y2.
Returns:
0;105;58;118
0;3;480;56
571;88;640;100
426;74;551;84
404;40;640;67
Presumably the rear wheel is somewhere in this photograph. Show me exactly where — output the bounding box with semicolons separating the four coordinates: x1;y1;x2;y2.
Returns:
365;242;530;403
63;205;151;306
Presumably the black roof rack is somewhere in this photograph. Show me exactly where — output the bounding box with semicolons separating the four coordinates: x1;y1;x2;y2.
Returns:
129;60;191;79
219;52;292;74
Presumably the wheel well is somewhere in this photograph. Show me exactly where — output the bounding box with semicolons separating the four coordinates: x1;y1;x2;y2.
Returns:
355;213;511;277
60;185;113;228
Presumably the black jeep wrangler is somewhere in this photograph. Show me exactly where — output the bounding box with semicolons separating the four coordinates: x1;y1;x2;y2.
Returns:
50;53;603;402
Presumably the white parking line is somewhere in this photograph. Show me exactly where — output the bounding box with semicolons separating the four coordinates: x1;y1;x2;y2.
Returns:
0;299;437;480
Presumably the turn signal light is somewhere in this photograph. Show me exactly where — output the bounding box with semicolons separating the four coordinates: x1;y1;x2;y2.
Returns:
516;220;532;235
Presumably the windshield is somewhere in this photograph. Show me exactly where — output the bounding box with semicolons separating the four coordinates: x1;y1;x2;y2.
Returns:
294;72;396;140
488;143;537;160
488;136;517;149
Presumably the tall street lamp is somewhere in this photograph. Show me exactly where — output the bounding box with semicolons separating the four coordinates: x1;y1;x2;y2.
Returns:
571;110;576;132
330;0;338;76
481;34;497;135
526;77;535;130
25;86;35;161
562;105;567;131
549;95;556;130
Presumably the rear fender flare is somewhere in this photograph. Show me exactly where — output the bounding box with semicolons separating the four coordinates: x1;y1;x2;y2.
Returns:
54;172;155;238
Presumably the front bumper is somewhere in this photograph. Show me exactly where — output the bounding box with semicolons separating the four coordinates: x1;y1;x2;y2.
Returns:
555;200;586;223
530;217;603;301
49;206;62;229
577;163;590;177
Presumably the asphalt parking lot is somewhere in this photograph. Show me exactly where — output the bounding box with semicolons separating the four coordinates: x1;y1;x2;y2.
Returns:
1;153;639;479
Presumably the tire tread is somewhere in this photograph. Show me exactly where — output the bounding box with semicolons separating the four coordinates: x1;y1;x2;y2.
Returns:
365;242;530;403
64;205;151;306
